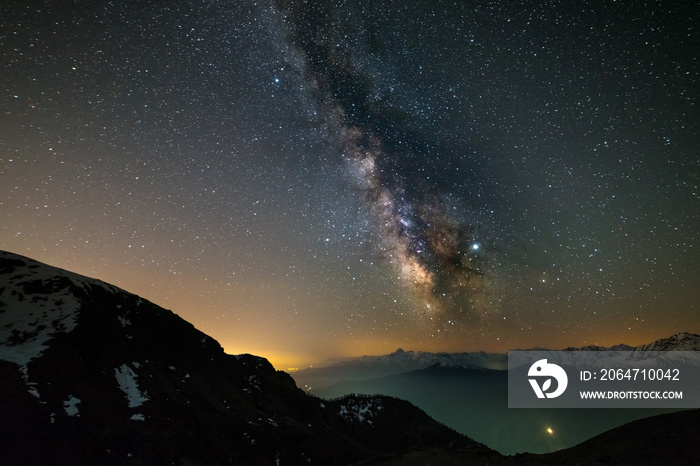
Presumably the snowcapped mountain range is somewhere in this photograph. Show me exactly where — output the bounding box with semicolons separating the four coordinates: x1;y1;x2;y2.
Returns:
632;332;700;352
346;347;509;370
293;333;700;390
353;332;699;368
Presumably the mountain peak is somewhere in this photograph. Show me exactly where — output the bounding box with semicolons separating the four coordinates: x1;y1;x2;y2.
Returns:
671;332;699;339
634;332;700;352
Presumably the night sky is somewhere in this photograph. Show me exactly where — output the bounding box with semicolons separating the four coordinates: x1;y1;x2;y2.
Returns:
2;0;698;369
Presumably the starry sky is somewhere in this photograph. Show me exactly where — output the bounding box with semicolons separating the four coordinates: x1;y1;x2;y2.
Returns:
2;0;698;369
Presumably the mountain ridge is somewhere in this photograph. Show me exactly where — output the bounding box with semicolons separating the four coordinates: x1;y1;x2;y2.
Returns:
292;332;700;392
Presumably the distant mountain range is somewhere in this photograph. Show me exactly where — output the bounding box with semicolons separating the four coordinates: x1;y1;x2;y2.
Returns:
0;249;697;465
293;333;700;391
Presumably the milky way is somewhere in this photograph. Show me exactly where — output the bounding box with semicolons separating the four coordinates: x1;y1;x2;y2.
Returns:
276;0;499;323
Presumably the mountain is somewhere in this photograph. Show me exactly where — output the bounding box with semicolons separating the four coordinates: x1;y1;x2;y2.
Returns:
346;348;508;370
378;408;700;466
632;332;700;352
294;334;699;455
294;333;700;392
293;348;507;391
0;250;496;465
514;408;700;466
559;333;700;353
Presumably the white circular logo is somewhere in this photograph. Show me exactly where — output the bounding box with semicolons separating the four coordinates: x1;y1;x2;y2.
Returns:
528;359;568;399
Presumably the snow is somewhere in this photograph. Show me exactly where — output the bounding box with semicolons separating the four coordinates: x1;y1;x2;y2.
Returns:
0;251;118;368
321;349;508;378
266;417;278;427
365;349;509;370
307;333;700;385
28;386;40;399
115;364;149;408
246;375;261;391
339;398;382;423
635;332;700;352
64;395;81;416
0;278;81;368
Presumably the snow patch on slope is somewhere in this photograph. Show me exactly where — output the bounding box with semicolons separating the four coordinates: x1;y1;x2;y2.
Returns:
0;257;85;367
115;363;149;408
339;397;382;424
64;395;81;416
0;290;80;367
0;251;124;369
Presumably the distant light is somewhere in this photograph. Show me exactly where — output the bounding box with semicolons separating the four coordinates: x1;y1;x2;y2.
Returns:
471;243;480;251
547;427;554;435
